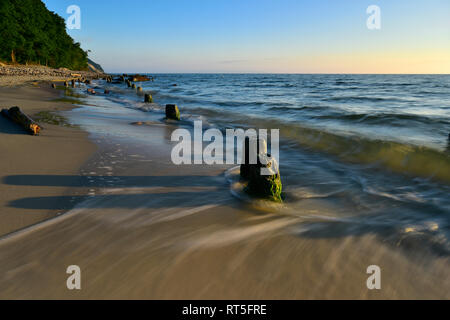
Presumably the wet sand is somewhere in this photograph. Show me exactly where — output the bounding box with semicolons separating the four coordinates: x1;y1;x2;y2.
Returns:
0;108;448;299
0;84;96;236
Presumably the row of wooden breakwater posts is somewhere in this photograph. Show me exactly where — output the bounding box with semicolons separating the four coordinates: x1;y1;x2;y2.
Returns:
107;74;181;121
49;74;282;201
51;74;181;121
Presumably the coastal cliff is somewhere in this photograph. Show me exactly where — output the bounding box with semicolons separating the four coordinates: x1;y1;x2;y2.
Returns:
88;58;104;73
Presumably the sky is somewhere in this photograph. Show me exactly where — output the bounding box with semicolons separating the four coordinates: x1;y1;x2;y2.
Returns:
42;0;450;74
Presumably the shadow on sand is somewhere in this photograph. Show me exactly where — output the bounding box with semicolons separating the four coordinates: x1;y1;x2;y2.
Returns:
0;115;29;135
3;174;221;188
3;174;228;211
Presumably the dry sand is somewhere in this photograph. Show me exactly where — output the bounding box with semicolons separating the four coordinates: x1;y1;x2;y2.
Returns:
0;84;96;236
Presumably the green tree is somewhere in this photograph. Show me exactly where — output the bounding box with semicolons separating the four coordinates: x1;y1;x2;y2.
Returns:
0;0;88;70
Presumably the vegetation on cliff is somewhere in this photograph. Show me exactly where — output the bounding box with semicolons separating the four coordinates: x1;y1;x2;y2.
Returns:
0;0;88;70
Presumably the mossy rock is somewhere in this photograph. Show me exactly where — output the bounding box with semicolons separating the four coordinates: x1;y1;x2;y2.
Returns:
166;104;180;121
245;174;282;203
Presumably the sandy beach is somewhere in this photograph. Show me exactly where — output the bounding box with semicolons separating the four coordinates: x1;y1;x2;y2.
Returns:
0;84;96;236
0;80;448;299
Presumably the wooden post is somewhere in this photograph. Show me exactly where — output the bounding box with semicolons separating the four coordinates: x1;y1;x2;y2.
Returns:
166;104;180;121
145;94;153;103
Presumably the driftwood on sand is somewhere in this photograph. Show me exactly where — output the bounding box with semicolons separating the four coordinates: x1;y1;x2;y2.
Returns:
1;106;42;135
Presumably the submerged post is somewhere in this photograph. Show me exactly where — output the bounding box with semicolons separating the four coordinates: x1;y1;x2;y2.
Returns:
240;136;267;179
144;94;153;103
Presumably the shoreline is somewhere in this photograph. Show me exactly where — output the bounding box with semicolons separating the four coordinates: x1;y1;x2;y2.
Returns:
0;82;97;237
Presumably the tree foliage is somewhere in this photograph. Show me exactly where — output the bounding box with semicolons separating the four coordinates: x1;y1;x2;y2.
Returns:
0;0;88;70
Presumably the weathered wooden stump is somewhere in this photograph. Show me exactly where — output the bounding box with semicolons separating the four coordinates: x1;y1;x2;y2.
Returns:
1;107;42;135
165;104;181;121
131;84;136;89
144;94;153;103
240;136;267;180
240;137;282;202
137;86;143;93
51;83;56;89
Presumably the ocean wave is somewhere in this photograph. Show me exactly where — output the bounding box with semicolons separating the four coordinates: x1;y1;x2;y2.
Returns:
154;92;296;109
324;96;410;103
278;123;450;184
313;112;450;125
182;105;450;183
268;105;333;113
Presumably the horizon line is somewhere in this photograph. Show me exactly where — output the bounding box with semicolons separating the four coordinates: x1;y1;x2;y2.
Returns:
105;71;450;75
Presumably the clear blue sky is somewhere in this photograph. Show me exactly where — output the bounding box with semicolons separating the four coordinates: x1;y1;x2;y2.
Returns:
42;0;450;73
